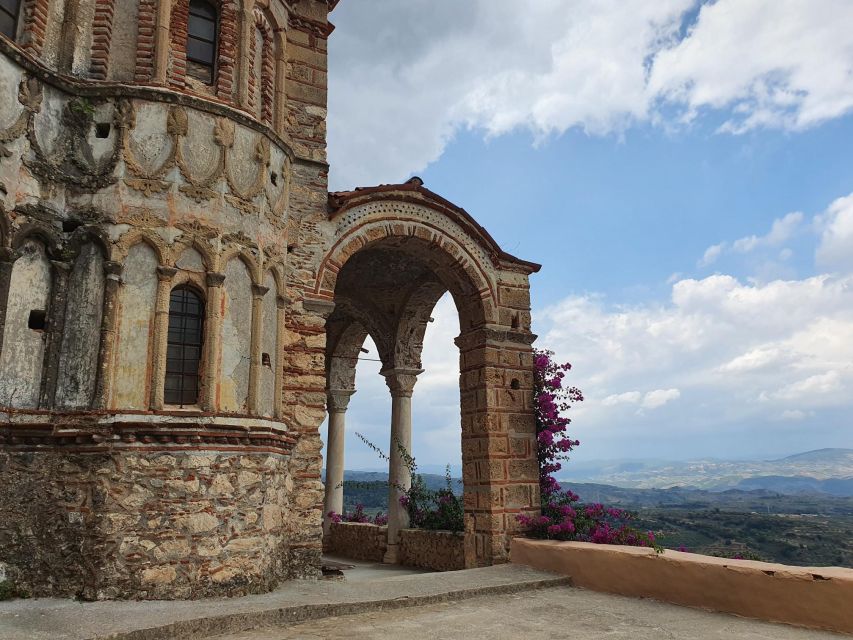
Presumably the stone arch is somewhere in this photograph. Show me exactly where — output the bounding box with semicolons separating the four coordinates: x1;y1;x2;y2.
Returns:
11;221;61;259
220;245;260;283
113;229;167;265
317;218;498;332
320;193;540;568
173;235;217;272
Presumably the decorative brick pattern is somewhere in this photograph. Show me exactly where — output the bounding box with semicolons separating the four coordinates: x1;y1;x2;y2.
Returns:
248;8;275;124
134;0;157;82
89;0;115;79
18;0;49;56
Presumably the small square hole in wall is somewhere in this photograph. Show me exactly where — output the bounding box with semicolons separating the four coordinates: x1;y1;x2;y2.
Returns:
262;353;272;367
94;123;111;139
62;219;82;233
28;310;47;331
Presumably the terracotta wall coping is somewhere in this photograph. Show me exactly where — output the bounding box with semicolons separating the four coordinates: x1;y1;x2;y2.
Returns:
510;538;853;635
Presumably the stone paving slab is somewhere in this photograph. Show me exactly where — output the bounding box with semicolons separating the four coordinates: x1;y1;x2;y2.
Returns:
0;565;571;640
208;586;846;640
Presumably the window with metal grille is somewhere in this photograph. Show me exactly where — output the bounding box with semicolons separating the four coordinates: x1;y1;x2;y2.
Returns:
186;0;218;84
0;0;20;40
164;287;204;407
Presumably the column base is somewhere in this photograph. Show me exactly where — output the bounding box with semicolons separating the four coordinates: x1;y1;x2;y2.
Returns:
383;544;401;564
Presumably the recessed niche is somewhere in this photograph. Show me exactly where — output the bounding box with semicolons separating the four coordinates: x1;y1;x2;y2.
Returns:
95;123;111;139
28;310;47;331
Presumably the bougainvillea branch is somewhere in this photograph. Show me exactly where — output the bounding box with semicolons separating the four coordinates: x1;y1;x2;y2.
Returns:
518;349;659;549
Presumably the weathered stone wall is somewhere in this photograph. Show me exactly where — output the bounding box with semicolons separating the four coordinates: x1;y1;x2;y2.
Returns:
399;529;466;572
0;439;299;600
0;0;335;600
325;522;387;563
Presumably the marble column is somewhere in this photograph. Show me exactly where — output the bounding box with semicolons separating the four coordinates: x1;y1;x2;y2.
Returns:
382;368;423;564
323;389;355;534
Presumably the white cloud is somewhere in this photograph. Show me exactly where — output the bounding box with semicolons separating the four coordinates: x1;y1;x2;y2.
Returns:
642;388;681;409
698;242;725;267
329;0;853;188
649;0;853;133
731;212;804;253
602;391;642;406
815;193;853;272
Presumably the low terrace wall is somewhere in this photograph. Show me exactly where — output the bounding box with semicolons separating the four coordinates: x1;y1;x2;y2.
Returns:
510;538;853;635
326;523;387;563
399;529;465;571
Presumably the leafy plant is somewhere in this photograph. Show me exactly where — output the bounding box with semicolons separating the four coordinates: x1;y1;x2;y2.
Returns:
355;433;464;532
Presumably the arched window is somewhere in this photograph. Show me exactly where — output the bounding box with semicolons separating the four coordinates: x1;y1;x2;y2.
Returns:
0;0;20;40
164;287;204;407
186;0;218;84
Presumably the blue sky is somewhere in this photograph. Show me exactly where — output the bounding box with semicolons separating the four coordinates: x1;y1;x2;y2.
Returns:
324;0;853;471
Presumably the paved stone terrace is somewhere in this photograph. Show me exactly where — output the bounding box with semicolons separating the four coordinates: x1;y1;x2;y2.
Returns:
0;561;843;640
0;564;566;640
209;587;845;640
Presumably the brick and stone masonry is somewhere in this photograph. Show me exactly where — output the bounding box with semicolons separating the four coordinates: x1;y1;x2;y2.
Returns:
0;0;541;599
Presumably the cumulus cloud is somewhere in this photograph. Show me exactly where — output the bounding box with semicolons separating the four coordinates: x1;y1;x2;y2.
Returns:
602;391;642;406
698;211;805;269
641;388;682;409
815;193;853;273
329;0;853;188
698;243;725;267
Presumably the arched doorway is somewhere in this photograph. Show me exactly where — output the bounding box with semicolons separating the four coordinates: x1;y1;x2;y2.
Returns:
318;180;541;567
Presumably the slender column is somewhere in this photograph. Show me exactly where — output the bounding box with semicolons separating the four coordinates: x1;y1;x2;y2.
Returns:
150;266;177;410
382;368;422;564
202;272;226;412
93;261;123;409
237;6;254;108
0;248;19;358
323;389;355;534
153;0;172;83
247;283;269;414
273;31;287;134
274;294;289;418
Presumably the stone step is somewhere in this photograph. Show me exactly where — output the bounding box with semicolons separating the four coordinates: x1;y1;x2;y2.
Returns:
0;565;572;640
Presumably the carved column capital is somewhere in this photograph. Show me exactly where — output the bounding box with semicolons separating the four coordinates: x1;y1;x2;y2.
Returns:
381;368;424;398
327;389;356;412
156;266;178;282
206;272;226;287
104;261;123;280
251;283;270;299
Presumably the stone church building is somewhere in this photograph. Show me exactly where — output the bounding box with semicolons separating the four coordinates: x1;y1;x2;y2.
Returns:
0;0;541;599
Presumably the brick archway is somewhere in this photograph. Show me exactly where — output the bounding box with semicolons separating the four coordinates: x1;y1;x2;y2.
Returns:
318;184;542;566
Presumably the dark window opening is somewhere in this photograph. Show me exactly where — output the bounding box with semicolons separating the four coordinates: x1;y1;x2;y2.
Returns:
164;287;204;407
0;0;20;40
261;352;271;367
95;122;111;138
28;309;46;331
187;0;218;84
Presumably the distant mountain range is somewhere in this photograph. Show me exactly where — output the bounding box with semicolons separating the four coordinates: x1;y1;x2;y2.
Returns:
557;448;853;496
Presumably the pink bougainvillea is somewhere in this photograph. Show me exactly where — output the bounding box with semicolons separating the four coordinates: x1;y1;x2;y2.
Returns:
518;350;658;549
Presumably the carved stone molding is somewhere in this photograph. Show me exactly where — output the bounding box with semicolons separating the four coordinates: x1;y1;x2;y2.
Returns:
326;389;355;412
381;368;424;398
